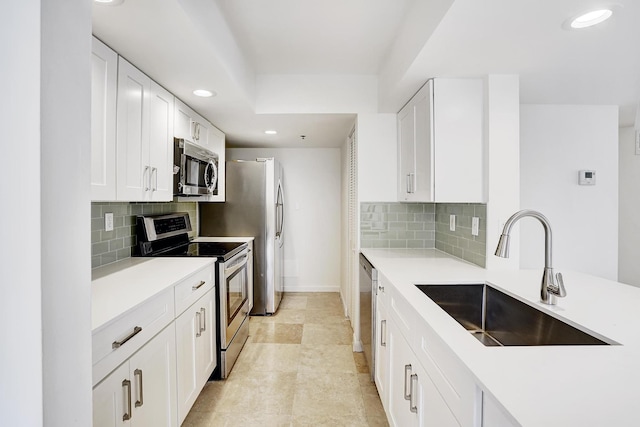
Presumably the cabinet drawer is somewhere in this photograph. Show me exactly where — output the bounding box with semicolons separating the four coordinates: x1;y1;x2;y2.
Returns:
92;288;174;386
388;285;416;344
414;320;478;426
174;264;214;316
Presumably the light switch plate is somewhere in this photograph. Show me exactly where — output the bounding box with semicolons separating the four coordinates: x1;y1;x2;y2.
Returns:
449;214;456;231
472;217;479;236
104;213;114;232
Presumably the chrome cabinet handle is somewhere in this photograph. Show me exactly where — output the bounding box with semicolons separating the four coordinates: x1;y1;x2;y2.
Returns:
151;167;157;191
122;379;132;421
144;166;150;191
406;174;411;193
195;311;202;337
112;326;142;349
192;280;206;291
134;369;144;408
410;373;418;413
404;364;412;400
200;307;206;332
380;319;387;347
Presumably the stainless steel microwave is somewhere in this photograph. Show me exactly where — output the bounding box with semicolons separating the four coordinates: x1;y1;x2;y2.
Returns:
173;138;219;197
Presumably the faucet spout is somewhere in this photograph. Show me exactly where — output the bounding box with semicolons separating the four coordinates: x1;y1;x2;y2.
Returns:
494;209;567;305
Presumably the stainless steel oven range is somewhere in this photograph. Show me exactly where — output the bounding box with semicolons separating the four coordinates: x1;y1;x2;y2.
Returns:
135;212;251;379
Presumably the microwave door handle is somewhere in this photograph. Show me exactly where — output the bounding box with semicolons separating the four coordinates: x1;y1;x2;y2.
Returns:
204;162;211;190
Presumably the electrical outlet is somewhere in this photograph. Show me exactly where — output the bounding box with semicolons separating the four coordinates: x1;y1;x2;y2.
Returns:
472;217;479;236
104;213;114;232
449;214;456;231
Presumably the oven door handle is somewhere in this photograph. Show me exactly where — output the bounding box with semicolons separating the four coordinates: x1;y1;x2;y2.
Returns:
225;254;248;276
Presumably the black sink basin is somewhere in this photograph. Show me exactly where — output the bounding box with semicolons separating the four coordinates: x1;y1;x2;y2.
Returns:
416;284;612;346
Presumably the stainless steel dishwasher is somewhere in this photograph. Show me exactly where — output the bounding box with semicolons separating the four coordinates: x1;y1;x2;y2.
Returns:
359;253;377;380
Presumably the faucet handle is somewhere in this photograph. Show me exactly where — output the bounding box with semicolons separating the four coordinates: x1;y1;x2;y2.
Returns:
554;272;567;297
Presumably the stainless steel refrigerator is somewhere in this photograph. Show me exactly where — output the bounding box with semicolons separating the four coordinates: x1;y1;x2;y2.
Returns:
199;158;284;315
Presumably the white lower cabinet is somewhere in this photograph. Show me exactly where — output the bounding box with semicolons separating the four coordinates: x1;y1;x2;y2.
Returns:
387;316;459;427
482;393;518;427
93;325;177;426
374;285;389;411
175;288;217;425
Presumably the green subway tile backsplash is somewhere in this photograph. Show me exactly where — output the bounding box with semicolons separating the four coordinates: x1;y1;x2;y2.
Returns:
360;203;436;249
91;201;197;269
435;203;487;267
360;202;487;268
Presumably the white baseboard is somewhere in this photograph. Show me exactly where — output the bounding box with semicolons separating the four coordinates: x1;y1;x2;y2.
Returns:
353;333;363;352
283;285;340;292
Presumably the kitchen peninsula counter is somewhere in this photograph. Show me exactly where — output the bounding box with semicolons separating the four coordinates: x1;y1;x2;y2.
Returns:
361;248;640;426
91;257;214;331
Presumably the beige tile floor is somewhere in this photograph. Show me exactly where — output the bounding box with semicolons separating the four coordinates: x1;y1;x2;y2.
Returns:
182;292;389;427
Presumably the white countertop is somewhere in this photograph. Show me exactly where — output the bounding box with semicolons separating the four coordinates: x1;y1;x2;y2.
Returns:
91;257;214;331
361;248;640;426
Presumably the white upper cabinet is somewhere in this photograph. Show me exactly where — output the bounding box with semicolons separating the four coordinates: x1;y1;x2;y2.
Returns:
397;78;484;203
148;81;175;201
175;99;213;150
90;38;226;202
116;57;174;202
91;37;117;201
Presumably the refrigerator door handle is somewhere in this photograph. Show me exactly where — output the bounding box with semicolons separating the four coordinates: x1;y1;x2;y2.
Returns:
276;180;285;244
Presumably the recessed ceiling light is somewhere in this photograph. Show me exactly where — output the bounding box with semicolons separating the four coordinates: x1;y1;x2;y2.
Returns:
94;0;125;5
570;9;613;29
264;130;277;135
193;89;215;98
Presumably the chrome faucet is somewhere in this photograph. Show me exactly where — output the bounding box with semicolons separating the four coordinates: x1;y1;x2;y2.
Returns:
494;209;567;305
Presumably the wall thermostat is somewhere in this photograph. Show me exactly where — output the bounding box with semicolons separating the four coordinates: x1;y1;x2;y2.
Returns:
578;170;596;185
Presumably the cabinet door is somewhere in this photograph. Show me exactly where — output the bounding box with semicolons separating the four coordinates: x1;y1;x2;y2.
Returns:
175;302;200;425
196;289;217;381
175;288;217;424
148;81;174;201
91;37;117;201
387;318;419;427
417;362;460;427
129;326;177;427
397;100;416;201
116;57;151;201
483;392;518;427
174;99;193;142
374;289;389;411
397;81;434;203
432;78;484;202
93;362;130;427
413;81;434;202
192;119;209;149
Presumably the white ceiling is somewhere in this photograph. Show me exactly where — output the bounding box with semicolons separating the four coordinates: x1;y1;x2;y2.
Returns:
92;0;640;148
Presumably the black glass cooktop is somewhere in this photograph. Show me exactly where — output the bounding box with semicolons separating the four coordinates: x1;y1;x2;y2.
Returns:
150;241;247;261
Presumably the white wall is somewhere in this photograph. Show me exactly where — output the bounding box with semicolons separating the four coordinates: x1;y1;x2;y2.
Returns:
228;148;342;292
618;126;640;286
1;2;44;425
356;113;397;202
484;75;521;271
520;105;618;280
1;1;93;426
